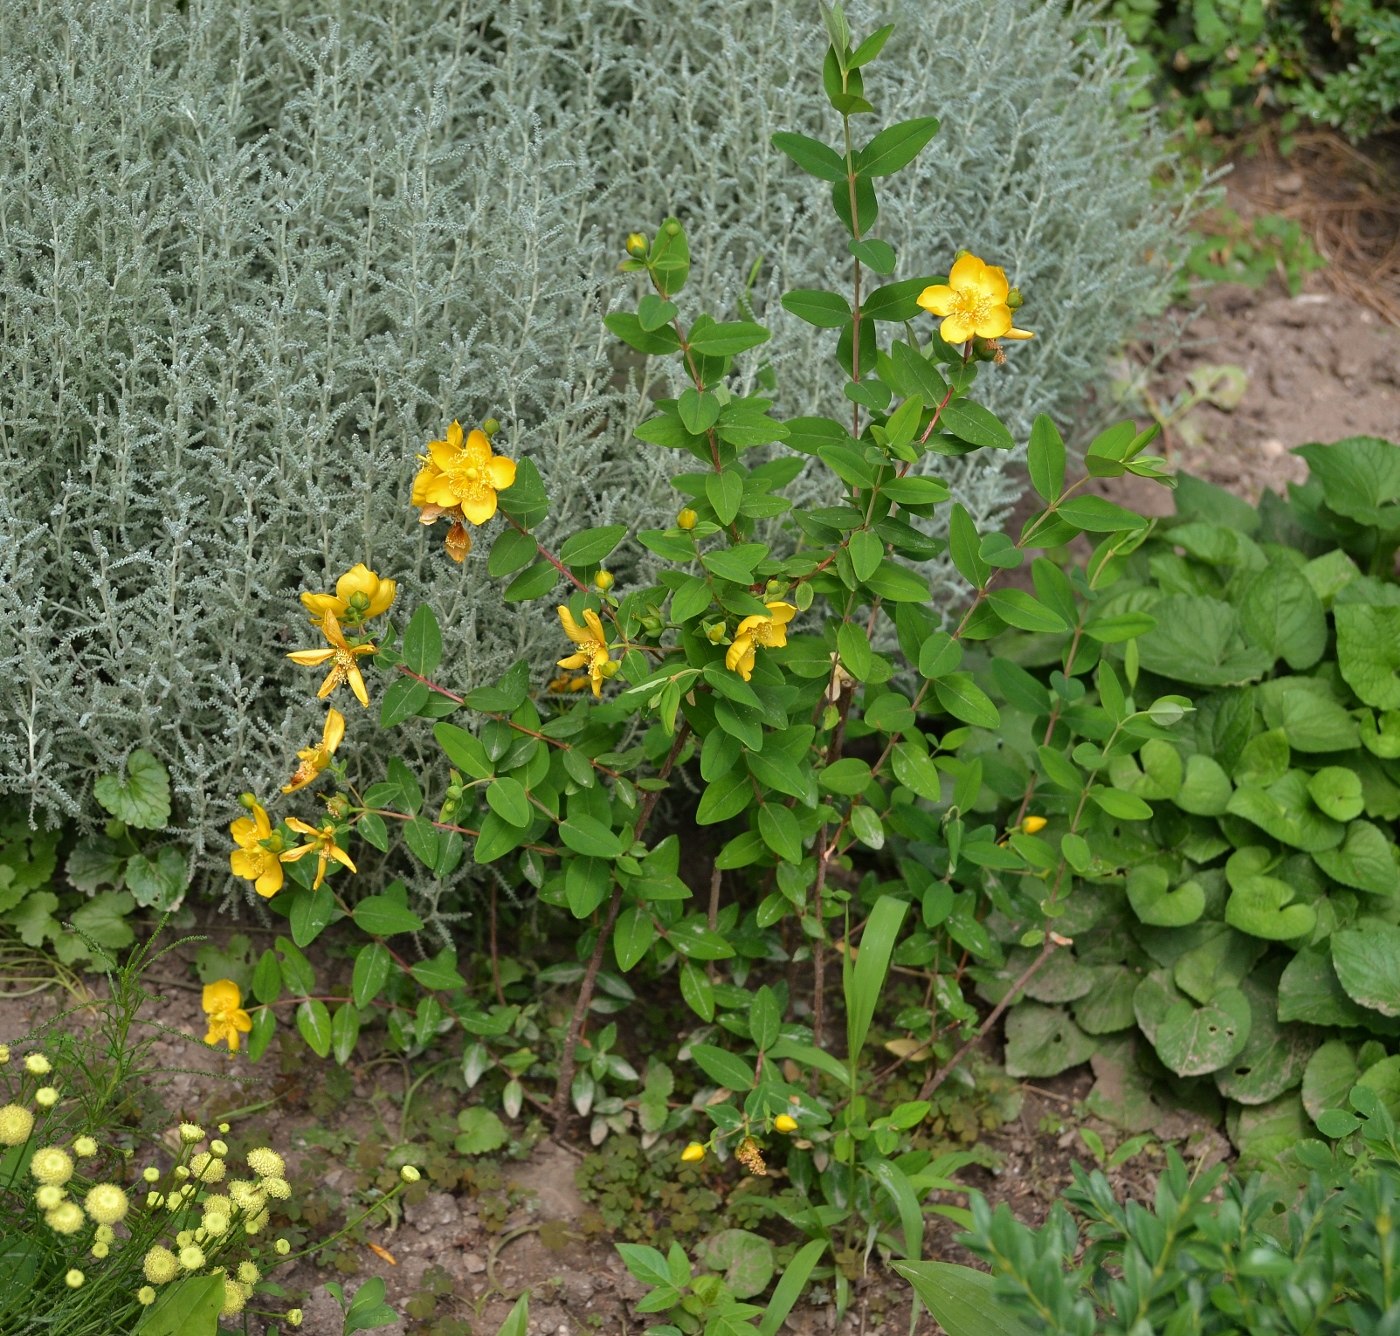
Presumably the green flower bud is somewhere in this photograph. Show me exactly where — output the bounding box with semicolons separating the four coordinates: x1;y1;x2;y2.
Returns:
482;418;501;437
625;232;648;258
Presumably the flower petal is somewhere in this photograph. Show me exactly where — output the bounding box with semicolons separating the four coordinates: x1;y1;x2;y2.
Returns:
323;708;346;753
558;605;589;644
287;649;335;666
765;602;797;625
948;252;987;291
486;456;516;491
725;634;756;680
916;284;955;316
940;312;976;344
428;438;460;471
203;980;242;1015
462;429;493;466
459;493;498;525
348;663;370;708
582;608;607;645
972;305;1013;339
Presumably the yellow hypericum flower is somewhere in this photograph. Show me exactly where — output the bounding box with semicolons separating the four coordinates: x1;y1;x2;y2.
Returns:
282;707;346;795
0;1105;33;1146
680;1141;706;1163
594;569;615;591
725;602;797;682
84;1184;130;1225
300;563;397;627
288;611;376;709
202;980;253;1053
917;254;1019;345
557;605;619;698
411;420;516;525
31;1147;74;1186
280;819;356;891
1021;815;1048;834
229;800;284;900
773;1114;799;1134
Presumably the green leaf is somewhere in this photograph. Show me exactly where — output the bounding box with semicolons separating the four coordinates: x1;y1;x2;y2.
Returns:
917;631;962;680
331;1002;361;1066
848;529;883;583
948;504;990;589
296;999;332;1058
688;320;770;357
379;677;430;728
1137;595;1273;686
677;388;720;435
352;942;391;1009
864;559;930;602
707;471;743;525
698;1229;776;1299
1337;604;1400;708
986;589;1066;633
934;674;1000;729
680;959;715;1020
847;895;907;1062
781;289;850;327
691;1043;756;1091
1152;987;1250;1077
613;905;655;972
93;749;170;830
819;758;872;795
637;294;679;331
494;1295;530;1336
940;399;1013;451
758;804;803;863
1314;820;1400;895
124;847;188;911
1175;754;1233;816
1238;565;1327;671
486;777;532;828
1125;865;1205;927
1308;766;1365;821
1332;925;1400;1016
1227;771;1342;852
558;525;627;568
758;1238;827;1336
559;815;623;858
402;605;442;677
1090;788;1154;820
289;887;337;948
837;621;873;681
1225;848;1319;940
503;560;559;603
1027;415;1065;502
848;803;886;850
771;131;846;182
133;1275;226;1335
893;1261;1038;1336
1004;1002;1097;1077
456;1107;508;1155
351;895;424;936
849;238;897;273
855;116;940;177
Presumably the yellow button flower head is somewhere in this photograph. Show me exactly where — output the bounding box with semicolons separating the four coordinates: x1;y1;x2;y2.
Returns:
246;1147;286;1179
725;602;797;682
84;1183;130;1225
191;1150;227;1182
917;254;1028;345
65;1269;84;1289
281;707;346;794
73;1136;97;1158
287;1310;304;1328
280;819;356;891
31;1147;74;1186
229;799;284;900
35;1086;58;1108
300;563;397;628
0;1104;34;1146
143;1246;179;1285
24;1054;51;1076
137;1286;156;1305
288;611;377;708
412;420;516;525
0;1044;9;1063
46;1202;85;1235
221;1279;251;1317
179;1123;206;1144
35;1184;65;1210
178;1243;206;1272
556;605;619;697
202;980;253;1053
400;1164;421;1183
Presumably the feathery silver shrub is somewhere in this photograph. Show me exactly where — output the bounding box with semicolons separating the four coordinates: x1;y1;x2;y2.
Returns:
0;0;1192;873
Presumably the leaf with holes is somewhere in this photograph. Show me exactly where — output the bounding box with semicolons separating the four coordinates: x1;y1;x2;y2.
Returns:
1003;1002;1097;1077
1152;987;1250;1077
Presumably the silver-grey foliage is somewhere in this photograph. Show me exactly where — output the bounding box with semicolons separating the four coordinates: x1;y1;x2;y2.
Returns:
0;0;1193;875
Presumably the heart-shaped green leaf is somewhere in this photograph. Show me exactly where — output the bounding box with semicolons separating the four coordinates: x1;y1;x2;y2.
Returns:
1153;986;1251;1077
1224;846;1318;940
1126;865;1205;927
93;749;171;830
1313;820;1400;895
1175;753;1232;815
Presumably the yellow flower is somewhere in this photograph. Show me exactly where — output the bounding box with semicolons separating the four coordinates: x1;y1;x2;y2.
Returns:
65;1269;84;1289
1021;815;1048;834
35;1087;58;1108
179;1123;206;1144
0;1044;9;1063
625;232;648;258
594;568;615;591
202;980;253;1053
300;563;397;627
680;1141;706;1163
280;819;356;891
676;507;698;531
24;1054;50;1075
724;602;797;682
411;420;516;525
557;605;618;697
287;611;376;708
400;1165;421;1183
288;1310;304;1327
73;1136;97;1158
144;1246;179;1285
773;1114;799;1134
84;1184;130;1225
221;1280;251;1317
917;253;1016;344
178;1244;206;1272
46;1202;84;1235
31;1147;74;1186
229;800;284;899
246;1147;286;1180
35;1185;65;1210
281;707;346;794
0;1105;33;1146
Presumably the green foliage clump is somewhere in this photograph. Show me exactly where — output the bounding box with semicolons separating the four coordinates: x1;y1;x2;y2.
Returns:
0;0;1196;855
1107;0;1400;141
989;436;1400;1164
906;1092;1400;1334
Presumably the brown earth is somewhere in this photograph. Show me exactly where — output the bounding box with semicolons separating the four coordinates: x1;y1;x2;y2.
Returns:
3;131;1398;1336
